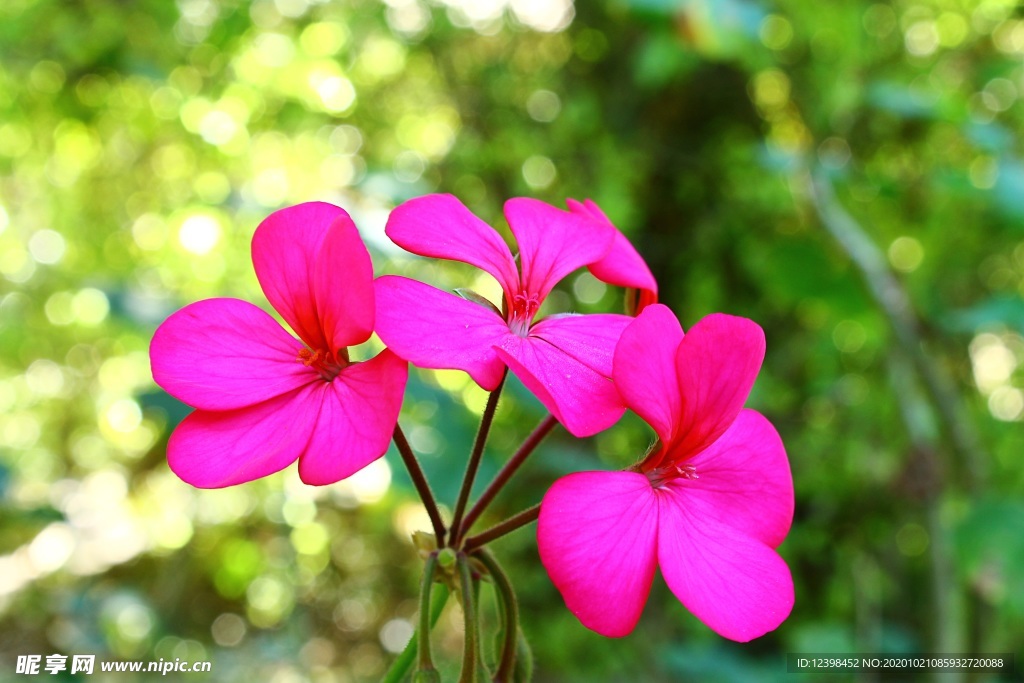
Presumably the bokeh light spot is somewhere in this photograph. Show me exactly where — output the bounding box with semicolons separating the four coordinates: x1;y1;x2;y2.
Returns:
178;214;222;255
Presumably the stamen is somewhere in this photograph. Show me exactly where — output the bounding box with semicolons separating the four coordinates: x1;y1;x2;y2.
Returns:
644;461;699;488
676;464;699;480
296;347;344;381
297;348;322;366
509;292;541;337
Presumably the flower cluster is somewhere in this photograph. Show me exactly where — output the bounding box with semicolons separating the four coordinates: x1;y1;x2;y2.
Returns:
150;194;794;661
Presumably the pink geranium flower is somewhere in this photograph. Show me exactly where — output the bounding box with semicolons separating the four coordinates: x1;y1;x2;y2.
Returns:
375;194;651;437
150;202;407;488
537;304;794;641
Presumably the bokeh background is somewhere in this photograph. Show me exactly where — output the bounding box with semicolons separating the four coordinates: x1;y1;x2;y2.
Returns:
2;0;1023;680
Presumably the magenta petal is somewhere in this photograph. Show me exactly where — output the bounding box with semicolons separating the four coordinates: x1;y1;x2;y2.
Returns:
298;349;408;485
151;298;313;411
385;194;519;299
657;487;794;642
567;199;658;306
672;410;793;547
167;385;319;488
314;212;375;350
538;471;659;637
672;313;765;456
375;275;509;390
252;202;348;350
504;198;613;302
612;304;684;444
530;313;632;377
495;335;625;437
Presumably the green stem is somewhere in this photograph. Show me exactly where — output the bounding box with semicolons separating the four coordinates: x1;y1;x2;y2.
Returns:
394;424;447;546
417;554;440;673
474;549;518;683
459;415;557;539
472;574;491;681
449;372;507;546
381;582;448;683
457;553;479;683
462;504;540;553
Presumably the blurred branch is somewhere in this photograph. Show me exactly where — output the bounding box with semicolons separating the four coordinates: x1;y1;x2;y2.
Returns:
801;169;978;668
886;351;965;668
801;169;987;492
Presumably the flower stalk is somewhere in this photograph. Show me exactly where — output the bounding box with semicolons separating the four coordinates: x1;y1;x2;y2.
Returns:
449;372;507;546
457;553;480;683
463;504;541;552
458;414;557;539
416;553;441;677
394;424;447;546
382;580;448;683
474;549;519;682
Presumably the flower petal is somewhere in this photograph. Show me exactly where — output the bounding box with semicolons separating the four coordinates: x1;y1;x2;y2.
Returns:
374;275;509;390
567;199;658;309
252;202;348;350
385;194;519;299
504;198;613;302
530;313;632;377
538;471;659;637
657;487;794;642
167;385;319;488
314;210;375;350
151;298;313;411
298;349;408;485
672;409;793;548
495;335;625;437
670;313;765;458
612;304;684;445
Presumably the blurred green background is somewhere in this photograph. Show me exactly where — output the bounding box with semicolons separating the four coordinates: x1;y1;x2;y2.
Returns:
2;0;1023;680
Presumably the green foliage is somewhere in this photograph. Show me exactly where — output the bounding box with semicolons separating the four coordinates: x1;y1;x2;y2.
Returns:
2;0;1024;680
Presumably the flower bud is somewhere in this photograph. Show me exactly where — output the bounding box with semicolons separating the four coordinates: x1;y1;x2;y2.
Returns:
437;547;457;569
412;531;437;559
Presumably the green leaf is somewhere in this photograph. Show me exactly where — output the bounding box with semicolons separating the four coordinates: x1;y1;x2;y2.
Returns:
454;288;502;317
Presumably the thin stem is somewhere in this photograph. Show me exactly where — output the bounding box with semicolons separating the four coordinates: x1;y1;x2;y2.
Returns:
462;504;540;553
394;424;446;546
459;415;557;541
448;372;507;546
417;553;440;673
471;573;491;680
474;549;519;683
457;553;479;683
382;582;448;683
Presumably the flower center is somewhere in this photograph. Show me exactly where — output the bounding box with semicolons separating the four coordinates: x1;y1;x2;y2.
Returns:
509;292;541;337
297;347;345;381
644;462;699;489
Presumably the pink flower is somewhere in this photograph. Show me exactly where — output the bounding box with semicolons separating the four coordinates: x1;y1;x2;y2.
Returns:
150;202;407;488
566;199;658;313
537;304;794;641
375;194;652;437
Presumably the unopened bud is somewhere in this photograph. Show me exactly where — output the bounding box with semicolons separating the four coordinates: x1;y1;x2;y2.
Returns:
437;547;457;569
412;531;437;559
514;628;534;682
